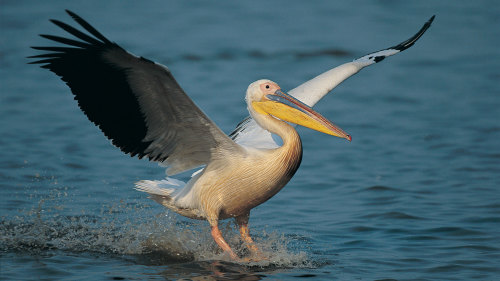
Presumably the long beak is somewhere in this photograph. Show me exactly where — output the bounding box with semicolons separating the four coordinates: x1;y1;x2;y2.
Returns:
252;89;351;141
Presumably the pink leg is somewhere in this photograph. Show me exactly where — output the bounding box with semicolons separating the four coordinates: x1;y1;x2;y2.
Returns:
211;224;239;260
235;214;263;256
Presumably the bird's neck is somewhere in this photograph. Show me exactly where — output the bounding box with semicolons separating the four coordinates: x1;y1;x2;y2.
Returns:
252;112;303;188
254;113;300;147
253;112;302;164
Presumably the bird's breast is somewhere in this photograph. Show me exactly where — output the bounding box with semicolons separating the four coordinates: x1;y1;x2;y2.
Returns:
199;138;303;220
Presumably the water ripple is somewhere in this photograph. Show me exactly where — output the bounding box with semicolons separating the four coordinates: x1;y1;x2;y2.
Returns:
360;211;424;220
169;47;353;63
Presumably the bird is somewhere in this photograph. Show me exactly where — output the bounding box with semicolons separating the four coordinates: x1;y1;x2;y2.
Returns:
30;10;434;260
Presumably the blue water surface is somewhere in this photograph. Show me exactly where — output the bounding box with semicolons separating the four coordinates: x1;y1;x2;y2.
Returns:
1;1;499;280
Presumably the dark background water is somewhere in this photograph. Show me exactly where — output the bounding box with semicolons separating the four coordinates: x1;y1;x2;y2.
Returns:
1;1;499;280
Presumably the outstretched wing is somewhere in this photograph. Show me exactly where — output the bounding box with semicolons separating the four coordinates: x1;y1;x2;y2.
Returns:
30;10;241;175
230;15;435;149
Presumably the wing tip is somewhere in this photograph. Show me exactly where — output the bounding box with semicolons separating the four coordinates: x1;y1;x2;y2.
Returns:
392;15;436;52
353;15;435;65
65;9;80;22
64;10;112;44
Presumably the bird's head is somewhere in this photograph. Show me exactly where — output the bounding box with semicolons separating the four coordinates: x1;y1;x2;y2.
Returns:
246;79;351;141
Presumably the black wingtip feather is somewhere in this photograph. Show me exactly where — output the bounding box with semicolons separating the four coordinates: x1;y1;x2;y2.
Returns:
39;34;90;48
392;15;435;52
50;19;103;45
30;46;78;52
65;10;111;44
28;58;55;65
27;53;62;59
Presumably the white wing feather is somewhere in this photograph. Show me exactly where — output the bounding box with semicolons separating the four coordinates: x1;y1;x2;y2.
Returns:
230;16;435;149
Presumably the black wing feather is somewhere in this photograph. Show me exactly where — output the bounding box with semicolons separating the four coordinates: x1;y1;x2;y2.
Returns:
65;10;111;44
39;34;91;48
49;19;103;45
29;11;156;159
30;46;78;53
359;15;435;63
391;15;435;52
30;10;240;172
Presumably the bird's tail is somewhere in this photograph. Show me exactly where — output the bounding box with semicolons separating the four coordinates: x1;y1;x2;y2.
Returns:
135;178;181;205
134;178;205;220
135;178;180;195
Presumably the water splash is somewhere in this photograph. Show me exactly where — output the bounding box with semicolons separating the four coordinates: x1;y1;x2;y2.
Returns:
0;190;311;268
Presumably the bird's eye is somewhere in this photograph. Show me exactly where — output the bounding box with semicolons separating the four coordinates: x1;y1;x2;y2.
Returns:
265;85;270;89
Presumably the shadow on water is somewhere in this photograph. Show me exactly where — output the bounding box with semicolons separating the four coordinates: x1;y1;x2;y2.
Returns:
130;254;322;280
128;259;270;280
156;261;266;280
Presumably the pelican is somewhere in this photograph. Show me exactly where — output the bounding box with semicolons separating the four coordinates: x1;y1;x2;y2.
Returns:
30;10;434;260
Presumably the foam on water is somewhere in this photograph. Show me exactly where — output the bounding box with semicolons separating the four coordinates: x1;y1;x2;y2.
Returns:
0;188;311;269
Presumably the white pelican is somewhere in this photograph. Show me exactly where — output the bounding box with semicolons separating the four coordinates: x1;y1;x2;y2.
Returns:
30;10;433;260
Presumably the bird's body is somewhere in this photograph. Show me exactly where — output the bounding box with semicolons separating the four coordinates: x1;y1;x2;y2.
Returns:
30;10;433;260
137;88;303;223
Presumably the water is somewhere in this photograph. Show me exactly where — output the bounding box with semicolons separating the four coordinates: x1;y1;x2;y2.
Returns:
1;1;499;280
